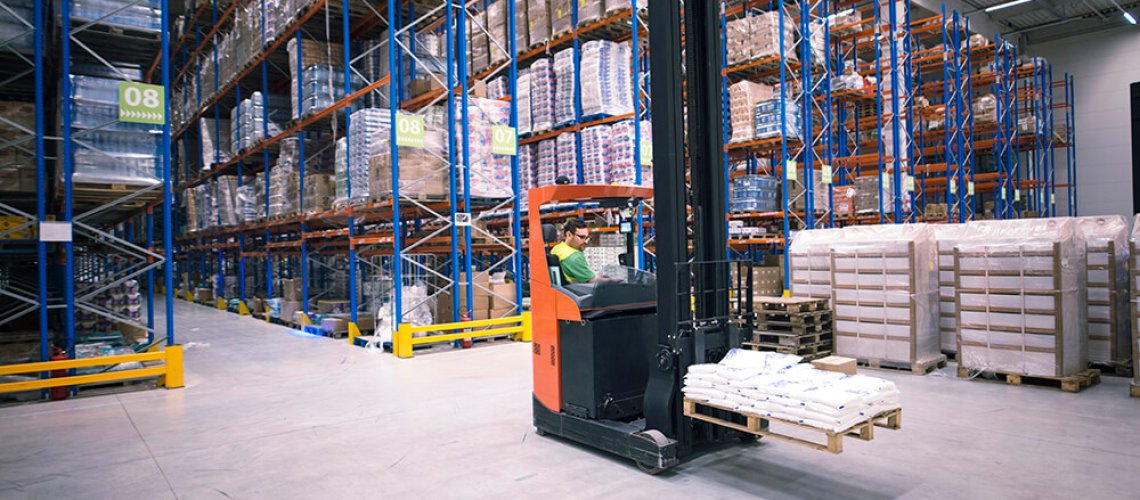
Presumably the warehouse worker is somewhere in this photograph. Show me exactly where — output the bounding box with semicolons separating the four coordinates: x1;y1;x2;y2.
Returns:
551;218;598;284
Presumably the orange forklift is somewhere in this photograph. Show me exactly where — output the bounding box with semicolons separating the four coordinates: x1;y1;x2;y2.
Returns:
527;0;758;473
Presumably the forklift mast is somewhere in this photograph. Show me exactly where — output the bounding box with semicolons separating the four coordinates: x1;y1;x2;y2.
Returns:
644;0;732;448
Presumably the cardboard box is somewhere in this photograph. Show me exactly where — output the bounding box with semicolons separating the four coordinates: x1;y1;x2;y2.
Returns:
317;299;350;314
321;317;348;334
195;287;214;304
812;356;857;375
356;313;375;332
281;279;299;302
489;281;517;309
489;306;516;319
281;300;301;323
247;297;264;315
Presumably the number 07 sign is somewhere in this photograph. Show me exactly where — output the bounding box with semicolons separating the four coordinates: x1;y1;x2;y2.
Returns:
119;82;165;124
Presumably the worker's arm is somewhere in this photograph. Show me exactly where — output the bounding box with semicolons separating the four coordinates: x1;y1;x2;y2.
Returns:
559;251;596;283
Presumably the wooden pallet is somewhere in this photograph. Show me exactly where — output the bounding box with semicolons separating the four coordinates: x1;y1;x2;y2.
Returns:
682;398;901;454
755;297;828;314
858;354;948;376
957;367;1101;393
1088;361;1133;378
756;309;832;323
752;330;833;347
743;341;832;360
754;319;831;334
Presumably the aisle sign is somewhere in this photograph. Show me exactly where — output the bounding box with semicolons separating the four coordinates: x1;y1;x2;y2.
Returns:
904;174;914;192
492;126;517;155
395;113;424;148
119;82;165;124
967;181;975;196
1015;190;1021;202
821;164;832;185
949;178;957;194
786;161;797;181
640;140;653;166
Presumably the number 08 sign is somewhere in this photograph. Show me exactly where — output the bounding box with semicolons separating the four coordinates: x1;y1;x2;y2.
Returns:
119;82;165;124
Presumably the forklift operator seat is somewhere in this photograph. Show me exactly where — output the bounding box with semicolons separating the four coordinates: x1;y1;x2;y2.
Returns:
542;223;567;286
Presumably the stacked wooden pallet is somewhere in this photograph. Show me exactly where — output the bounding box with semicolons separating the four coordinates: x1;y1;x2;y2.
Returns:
745;297;833;360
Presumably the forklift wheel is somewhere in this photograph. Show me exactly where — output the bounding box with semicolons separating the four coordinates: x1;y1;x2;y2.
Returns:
636;461;666;475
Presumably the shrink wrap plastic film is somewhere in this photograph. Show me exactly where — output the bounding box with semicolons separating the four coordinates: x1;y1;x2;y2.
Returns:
1132;214;1140;384
1074;215;1130;365
829;224;940;366
954;218;1088;377
788;228;847;300
931;223;972;353
682;349;901;433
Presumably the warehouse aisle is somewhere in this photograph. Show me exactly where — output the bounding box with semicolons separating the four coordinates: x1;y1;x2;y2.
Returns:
2;300;1139;499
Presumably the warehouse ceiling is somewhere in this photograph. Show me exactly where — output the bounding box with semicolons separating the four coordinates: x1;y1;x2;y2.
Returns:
964;0;1140;44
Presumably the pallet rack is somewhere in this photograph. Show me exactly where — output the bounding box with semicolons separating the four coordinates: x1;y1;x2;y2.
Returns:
161;0;650;341
723;1;1079;292
0;0;178;391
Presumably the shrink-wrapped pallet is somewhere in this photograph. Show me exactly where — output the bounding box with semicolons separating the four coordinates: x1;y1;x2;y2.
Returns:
788;228;845;300
931;223;972;354
1075;215;1130;368
955;218;1088;378
1131;215;1140;393
830;224;941;367
528;0;552;47
728;81;774;143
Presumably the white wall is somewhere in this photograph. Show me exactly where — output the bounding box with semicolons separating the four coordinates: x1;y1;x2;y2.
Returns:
1029;27;1140;219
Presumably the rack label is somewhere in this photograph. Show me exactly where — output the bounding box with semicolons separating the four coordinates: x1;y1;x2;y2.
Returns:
904;174;915;192
492;126;517;156
395;113;425;148
1051;193;1056;205
1015;189;1021;202
967;181;975;196
949;178;957;194
640;140;653;166
821;164;832;185
39;222;72;242
119;82;165;124
786;161;797;181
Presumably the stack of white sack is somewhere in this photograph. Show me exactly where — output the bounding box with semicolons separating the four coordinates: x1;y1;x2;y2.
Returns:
682;349;901;433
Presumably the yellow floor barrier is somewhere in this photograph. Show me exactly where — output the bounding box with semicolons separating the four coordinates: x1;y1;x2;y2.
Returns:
0;345;184;394
392;312;531;358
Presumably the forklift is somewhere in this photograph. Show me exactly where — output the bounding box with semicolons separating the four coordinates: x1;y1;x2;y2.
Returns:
527;0;758;473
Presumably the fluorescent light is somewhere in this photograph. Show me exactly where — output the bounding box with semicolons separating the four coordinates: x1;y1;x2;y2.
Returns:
1125;12;1137;24
984;0;1033;13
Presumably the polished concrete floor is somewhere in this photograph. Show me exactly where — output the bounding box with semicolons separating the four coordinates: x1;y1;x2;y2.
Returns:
1;298;1139;499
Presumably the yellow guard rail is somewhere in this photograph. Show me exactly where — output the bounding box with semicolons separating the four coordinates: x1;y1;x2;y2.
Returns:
392;312;531;358
0;345;184;393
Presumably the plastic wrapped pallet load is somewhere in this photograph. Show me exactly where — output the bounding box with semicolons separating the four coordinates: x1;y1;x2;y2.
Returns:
728;81;774;143
682;349;901;433
931;223;972;355
788;227;845;300
830;224;942;369
1131;215;1140;395
1074;215;1130;369
955;218;1088;378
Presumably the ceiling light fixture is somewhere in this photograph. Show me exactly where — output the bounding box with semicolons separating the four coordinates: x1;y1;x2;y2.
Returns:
1108;0;1138;25
984;0;1033;13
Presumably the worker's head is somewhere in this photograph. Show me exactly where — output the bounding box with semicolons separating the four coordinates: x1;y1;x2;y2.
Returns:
562;218;590;251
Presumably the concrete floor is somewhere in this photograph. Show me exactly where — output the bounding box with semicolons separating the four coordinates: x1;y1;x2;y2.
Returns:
1;299;1139;499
